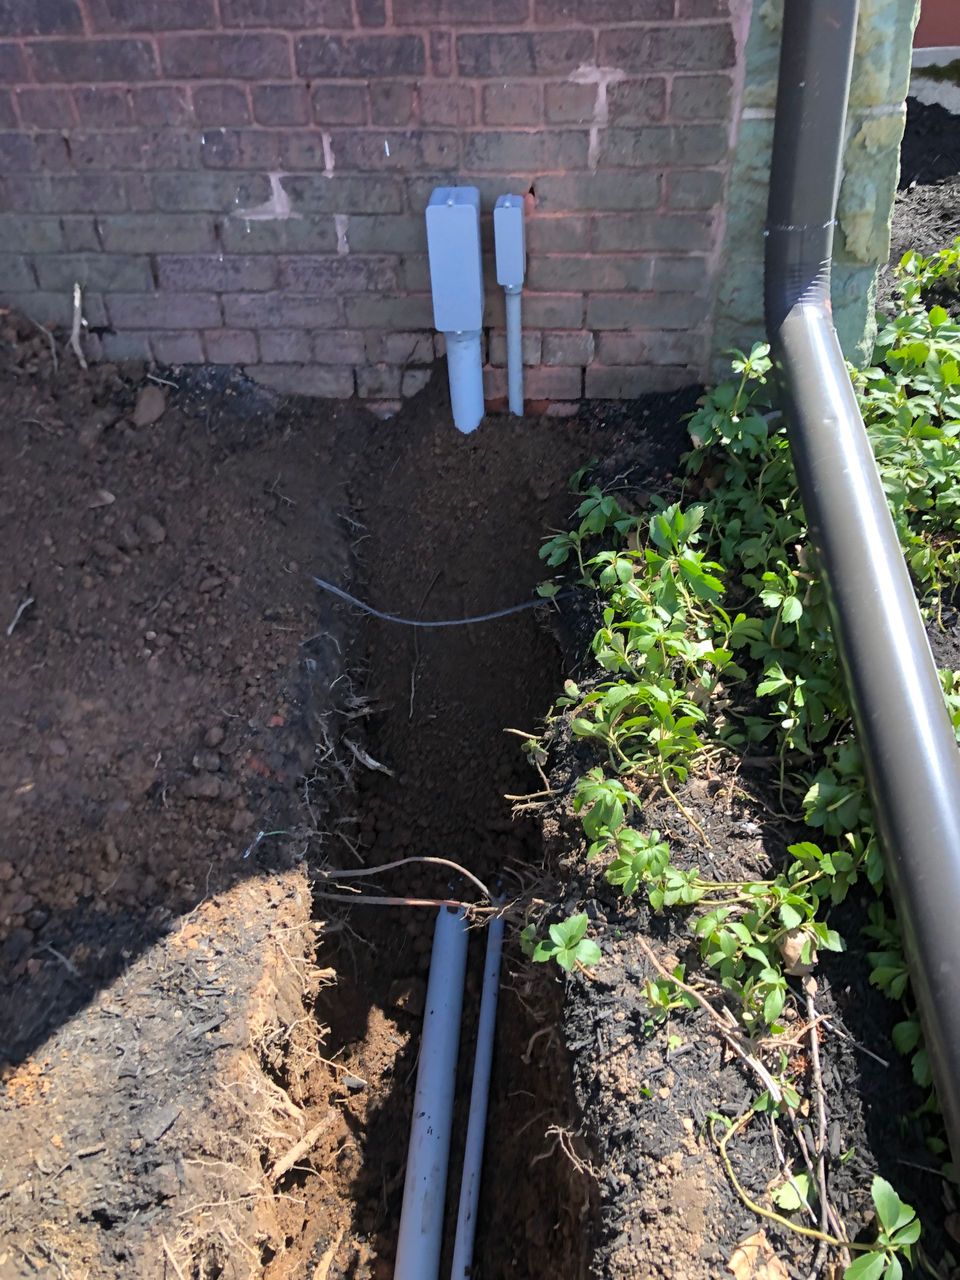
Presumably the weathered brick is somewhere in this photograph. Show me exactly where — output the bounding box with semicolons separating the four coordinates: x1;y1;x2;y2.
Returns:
587;292;707;329
312;84;367;124
100;330;152;360
607;78;668;126
463;130;588;172
157;253;278;292
651;255;713;292
1;173;127;211
666;169;725;210
526;366;582;398
357;0;386;24
536;172;659;211
482;365;507;399
153;171;268;212
73;86;133;127
28;38;157;82
345;293;435;328
529;253;652;291
536;0;671;18
4;288;107;326
489;329;541;366
0;213;64;252
526;215;589;252
201;128;281;169
585;364;693;397
398;254;430;291
161;34;291;80
430;31;453;77
296;35;424;78
419;83;474;127
193;84;251;125
316;330;366;363
542;330;594;365
396;0;527;21
0;253;36;290
457;30;593;77
16;88;75;128
35;252;152;291
677;0;728;14
204;328;258;363
282;173;404;214
61;215;100;249
135;85;192;126
331;128;459;172
599;24;735;72
220;214;337;254
0;89;14;126
5;130;70;170
483;83;541;127
363;330;433;364
279;254;397;293
0;42;26;81
253;364;355;397
599;124;728;167
593;212;713;252
357;364;402;397
670;73;732;121
257;329;311;362
370;82;417;126
345;215;426;253
221;0;352;26
402;368;432;397
99;213;216;253
523;292;583;328
108;292;221;328
86;0;216;30
252;83;309;125
223;292;340;328
543;82;597;125
70;130;198;170
0;0;82;36
152;331;205;364
278;132;332;170
596;329;706;365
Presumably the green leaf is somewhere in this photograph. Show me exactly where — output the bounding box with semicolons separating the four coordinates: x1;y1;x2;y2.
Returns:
772;1171;813;1213
779;903;803;930
576;939;602;968
891;1020;921;1056
781;595;803;624
843;1252;886;1280
871;1176;914;1235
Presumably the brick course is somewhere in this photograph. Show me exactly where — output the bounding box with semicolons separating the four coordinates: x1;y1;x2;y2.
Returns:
0;0;740;401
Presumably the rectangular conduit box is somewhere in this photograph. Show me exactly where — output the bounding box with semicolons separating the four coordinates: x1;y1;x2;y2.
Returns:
425;186;483;333
493;193;526;289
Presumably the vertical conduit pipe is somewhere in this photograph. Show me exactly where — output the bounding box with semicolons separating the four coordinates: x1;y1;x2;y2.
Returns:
394;908;469;1280
766;0;960;1157
450;914;505;1279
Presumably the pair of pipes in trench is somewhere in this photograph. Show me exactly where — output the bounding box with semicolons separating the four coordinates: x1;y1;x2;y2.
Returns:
394;907;505;1280
426;188;526;433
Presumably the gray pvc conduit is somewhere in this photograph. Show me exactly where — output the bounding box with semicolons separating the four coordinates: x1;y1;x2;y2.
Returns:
766;0;960;1157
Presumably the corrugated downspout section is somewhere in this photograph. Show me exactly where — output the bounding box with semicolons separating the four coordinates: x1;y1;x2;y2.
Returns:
765;0;960;1158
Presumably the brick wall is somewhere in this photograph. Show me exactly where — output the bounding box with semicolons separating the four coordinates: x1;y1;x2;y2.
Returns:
0;0;741;408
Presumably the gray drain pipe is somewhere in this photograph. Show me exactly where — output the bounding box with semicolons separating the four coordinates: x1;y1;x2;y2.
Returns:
766;0;960;1156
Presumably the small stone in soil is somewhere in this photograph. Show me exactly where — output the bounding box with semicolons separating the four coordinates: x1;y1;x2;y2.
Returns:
136;514;166;544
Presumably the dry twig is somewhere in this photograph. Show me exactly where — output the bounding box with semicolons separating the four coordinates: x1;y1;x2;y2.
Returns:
269;1111;335;1183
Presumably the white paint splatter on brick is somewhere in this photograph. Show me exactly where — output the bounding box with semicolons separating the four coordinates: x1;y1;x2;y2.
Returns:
569;63;626;172
334;214;350;255
233;172;300;222
321;131;335;178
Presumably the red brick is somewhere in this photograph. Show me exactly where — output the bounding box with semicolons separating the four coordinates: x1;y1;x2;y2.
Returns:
108;293;221;328
161;34;291;80
542;330;594;365
599;24;735;72
592;212;713;253
73;87;133;127
28;38;157;82
153;331;205;364
223;292;340;328
395;0;528;20
204;328;258;363
35;252;152;291
596;329;705;365
279;254;397;293
528;253;652;292
357;365;402;397
0;90;14;126
363;331;432;364
457;30;593;77
16;87;76;128
86;0;216;30
489;329;541;366
463;130;588;172
356;0;386;24
281;173;404;213
526;215;589;252
402;368;432;397
666;169;725;210
0;0;82;35
522;293;583;328
100;331;152;360
0;253;36;289
1;173;127;211
296;35;424;78
607;78;667;126
277;131;330;170
220;0;352;27
669;73;733;122
536;172;660;211
220;215;338;254
312;84;367;124
543;82;596;125
317;331;365;363
536;0;670;17
330;129;458;172
134;85;192;126
193;84;250;125
253;364;355;397
599;124;728;167
585;364;693;397
651;255;713;291
419;83;474;127
370;82;417;126
252;84;309;125
60;215;100;249
482;83;541;126
429;31;452;77
0;213;64;252
70;130;198;170
157;254;278;292
98;213;217;252
482;365;507;399
201;128;281;169
677;0;728;14
587;292;706;330
259;329;312;362
526;366;582;398
345;215;425;253
152;171;269;213
4;288;107;327
0;43;26;81
344;293;435;328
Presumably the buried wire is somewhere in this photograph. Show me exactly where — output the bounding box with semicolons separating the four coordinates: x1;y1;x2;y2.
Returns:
312;576;566;628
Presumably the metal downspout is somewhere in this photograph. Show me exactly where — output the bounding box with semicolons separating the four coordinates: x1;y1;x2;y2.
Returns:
765;0;960;1157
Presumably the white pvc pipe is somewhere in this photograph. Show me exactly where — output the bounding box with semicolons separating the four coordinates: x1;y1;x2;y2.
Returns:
504;287;523;417
445;330;485;434
449;914;505;1280
394;907;469;1280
